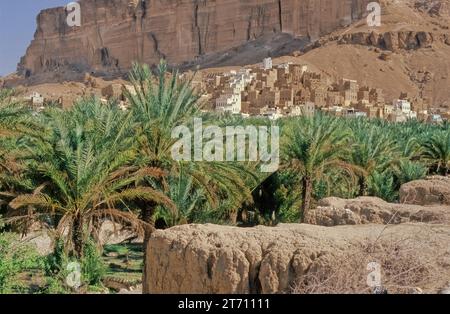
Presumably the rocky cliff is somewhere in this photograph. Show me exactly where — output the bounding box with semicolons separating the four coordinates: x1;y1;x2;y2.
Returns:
18;0;370;78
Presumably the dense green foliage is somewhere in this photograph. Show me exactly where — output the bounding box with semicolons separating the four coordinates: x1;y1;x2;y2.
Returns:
0;229;41;293
43;238;105;291
1;61;450;291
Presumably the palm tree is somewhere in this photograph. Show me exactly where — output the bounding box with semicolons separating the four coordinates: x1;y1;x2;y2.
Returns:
282;115;356;220
154;165;206;227
0;89;33;136
127;62;257;218
125;61;257;291
350;124;399;196
0;89;36;216
421;130;450;176
368;170;397;202
0;137;33;214
7;99;174;257
393;160;427;185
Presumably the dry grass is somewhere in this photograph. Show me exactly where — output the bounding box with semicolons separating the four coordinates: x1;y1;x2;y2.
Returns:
292;230;450;294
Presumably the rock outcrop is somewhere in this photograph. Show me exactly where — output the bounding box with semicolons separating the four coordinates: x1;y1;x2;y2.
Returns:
303;30;450;54
304;196;450;226
19;0;370;78
337;31;439;51
98;220;142;245
400;176;450;206
21;230;54;256
145;223;450;294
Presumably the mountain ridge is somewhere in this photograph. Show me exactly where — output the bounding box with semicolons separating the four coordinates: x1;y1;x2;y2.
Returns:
17;0;371;81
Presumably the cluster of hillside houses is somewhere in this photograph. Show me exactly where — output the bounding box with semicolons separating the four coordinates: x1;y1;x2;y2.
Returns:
20;57;447;124
189;58;446;124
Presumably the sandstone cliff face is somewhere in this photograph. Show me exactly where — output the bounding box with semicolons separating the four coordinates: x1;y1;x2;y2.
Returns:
19;0;370;77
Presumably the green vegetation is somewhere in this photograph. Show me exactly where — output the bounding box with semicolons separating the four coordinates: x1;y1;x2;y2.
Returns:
1;60;449;293
103;243;143;283
41;238;105;293
282;115;356;219
0;219;42;293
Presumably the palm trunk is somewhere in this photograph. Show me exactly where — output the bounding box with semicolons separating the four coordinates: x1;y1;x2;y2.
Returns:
142;203;155;294
300;176;313;222
359;176;368;196
72;214;84;258
443;164;449;176
229;211;238;225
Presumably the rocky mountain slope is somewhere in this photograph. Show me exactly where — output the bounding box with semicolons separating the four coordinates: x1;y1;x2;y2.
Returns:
18;0;370;81
296;0;450;107
6;0;450;108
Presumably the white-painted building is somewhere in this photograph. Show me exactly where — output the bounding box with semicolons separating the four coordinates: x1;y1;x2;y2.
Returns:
300;64;308;75
26;92;44;105
263;107;283;120
24;92;45;111
429;114;443;124
216;69;255;114
393;99;412;114
277;62;292;70
355;111;368;118
392;99;418;120
389;111;408;123
289;106;302;117
216;93;241;114
407;111;417;119
263;57;273;70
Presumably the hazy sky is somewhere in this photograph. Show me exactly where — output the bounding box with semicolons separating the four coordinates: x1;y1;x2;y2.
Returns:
0;1;69;76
